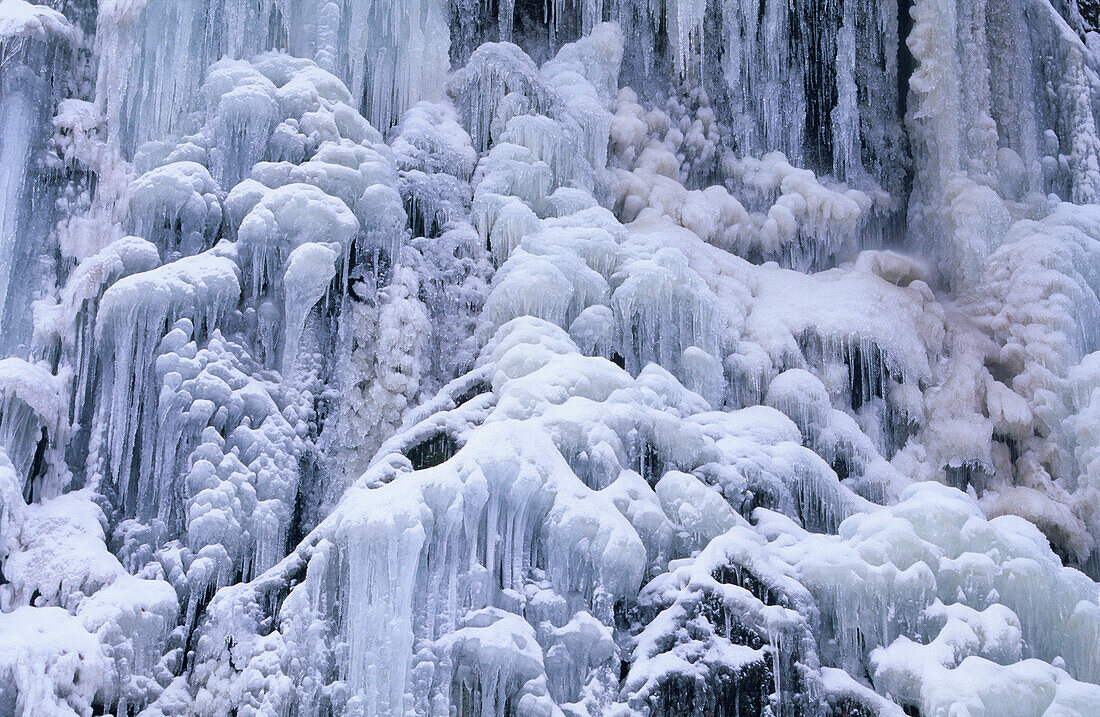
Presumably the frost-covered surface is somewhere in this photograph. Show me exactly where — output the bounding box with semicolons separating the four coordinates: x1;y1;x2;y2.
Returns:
2;0;1100;715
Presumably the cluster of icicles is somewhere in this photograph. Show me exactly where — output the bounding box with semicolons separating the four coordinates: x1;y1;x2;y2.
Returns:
0;1;1100;716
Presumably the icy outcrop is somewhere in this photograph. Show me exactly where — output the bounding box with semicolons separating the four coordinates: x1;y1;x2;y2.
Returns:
3;0;1100;715
759;483;1100;682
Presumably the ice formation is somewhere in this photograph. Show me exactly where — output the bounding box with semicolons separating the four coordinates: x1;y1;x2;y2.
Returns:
2;0;1100;715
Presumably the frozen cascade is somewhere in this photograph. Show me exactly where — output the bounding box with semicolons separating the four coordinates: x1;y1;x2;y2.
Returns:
3;0;1100;715
0;0;75;355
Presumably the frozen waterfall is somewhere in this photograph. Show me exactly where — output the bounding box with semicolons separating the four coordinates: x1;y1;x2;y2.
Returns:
2;0;1100;715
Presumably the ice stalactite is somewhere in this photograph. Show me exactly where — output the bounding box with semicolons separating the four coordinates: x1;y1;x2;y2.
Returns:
235;182;356;365
95;0;451;161
0;357;65;499
128;162;223;259
906;0;1100;289
0;0;77;355
352;0;451;131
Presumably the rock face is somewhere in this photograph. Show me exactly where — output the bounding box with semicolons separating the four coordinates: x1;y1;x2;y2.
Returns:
1;1;1100;715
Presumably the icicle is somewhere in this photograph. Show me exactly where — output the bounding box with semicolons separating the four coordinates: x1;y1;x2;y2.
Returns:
95;245;241;515
350;0;451;131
